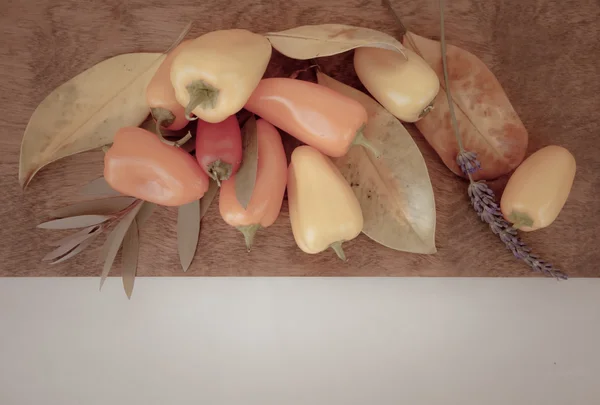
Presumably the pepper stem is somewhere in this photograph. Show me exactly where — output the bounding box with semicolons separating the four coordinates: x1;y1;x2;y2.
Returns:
151;107;175;129
508;211;534;230
207;160;233;186
418;101;435;119
329;241;347;261
352;126;381;158
237;224;261;252
185;80;220;120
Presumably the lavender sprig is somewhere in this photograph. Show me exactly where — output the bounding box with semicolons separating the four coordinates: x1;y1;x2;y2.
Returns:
466;173;567;280
437;0;567;279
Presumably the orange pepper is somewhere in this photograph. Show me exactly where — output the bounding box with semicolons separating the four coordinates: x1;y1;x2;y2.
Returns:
218;119;287;250
244;78;378;158
146;40;191;131
195;116;242;185
104;127;209;206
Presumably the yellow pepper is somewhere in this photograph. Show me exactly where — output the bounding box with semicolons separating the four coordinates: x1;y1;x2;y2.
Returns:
287;145;363;260
170;29;272;123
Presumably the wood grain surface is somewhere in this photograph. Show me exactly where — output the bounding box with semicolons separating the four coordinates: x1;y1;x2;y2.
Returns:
1;0;599;277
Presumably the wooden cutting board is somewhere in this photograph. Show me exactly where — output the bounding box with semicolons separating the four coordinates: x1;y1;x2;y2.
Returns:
1;0;598;277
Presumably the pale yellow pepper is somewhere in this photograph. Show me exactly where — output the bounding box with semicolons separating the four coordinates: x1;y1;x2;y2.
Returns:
287;145;363;260
170;29;271;123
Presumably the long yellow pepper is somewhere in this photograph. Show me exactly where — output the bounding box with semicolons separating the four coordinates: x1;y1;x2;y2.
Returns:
287;146;363;260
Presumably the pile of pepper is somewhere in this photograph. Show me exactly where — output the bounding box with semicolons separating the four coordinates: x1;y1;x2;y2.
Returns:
103;27;576;262
104;28;394;259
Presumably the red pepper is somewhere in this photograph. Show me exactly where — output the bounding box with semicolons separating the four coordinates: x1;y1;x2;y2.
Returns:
104;127;209;206
195;115;243;185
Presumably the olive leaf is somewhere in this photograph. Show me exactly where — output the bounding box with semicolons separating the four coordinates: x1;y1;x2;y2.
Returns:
49;197;135;218
50;225;102;247
317;72;437;254
99;202;144;290
43;226;102;261
38;215;112;230
135;201;156;228
265;24;407;60
79;177;122;198
177;200;200;272
200;179;219;219
121;219;139;299
50;232;102;265
235;116;258;209
19;53;167;189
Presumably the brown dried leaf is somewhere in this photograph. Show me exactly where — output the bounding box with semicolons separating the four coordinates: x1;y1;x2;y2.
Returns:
80;177;122;198
265;24;406;60
402;32;528;180
121;219;139;299
99;202;143;290
19;53;166;188
177;200;200;272
200;179;219;219
135;201;156;228
49;197;135;218
38;215;111;230
50;232;101;265
43;226;102;261
235;116;258;209
317;72;436;254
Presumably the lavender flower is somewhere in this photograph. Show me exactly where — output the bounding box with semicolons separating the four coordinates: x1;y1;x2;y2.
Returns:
456;151;481;174
464;157;567;280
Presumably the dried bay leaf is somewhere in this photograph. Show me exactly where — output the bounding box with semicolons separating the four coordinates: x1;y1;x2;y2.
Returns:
177;200;200;272
265;24;406;60
402;32;528;180
49;197;135;218
80;177;122;198
235;116;258;209
317;72;437;254
100;202;143;289
122;219;139;299
200;179;219;219
19;52;166;188
38;215;111;230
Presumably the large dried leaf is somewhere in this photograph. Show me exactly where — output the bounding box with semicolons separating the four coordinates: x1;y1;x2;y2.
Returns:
402;32;528;180
99;202;143;289
19;52;166;188
200;179;219;219
50;232;101;265
235;116;258;209
135;201;156;228
38;215;111;230
265;24;406;60
121;219;139;299
317;72;436;254
49;197;135;218
177;200;200;272
79;177;122;198
43;226;102;260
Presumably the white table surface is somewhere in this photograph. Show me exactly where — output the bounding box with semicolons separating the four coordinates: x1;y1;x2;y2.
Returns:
1;277;599;405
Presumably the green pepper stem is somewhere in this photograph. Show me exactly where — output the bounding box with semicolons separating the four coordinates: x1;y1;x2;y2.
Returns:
508;211;534;230
330;241;347;261
352;127;381;158
207;159;233;186
184;80;220;121
237;224;261;252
